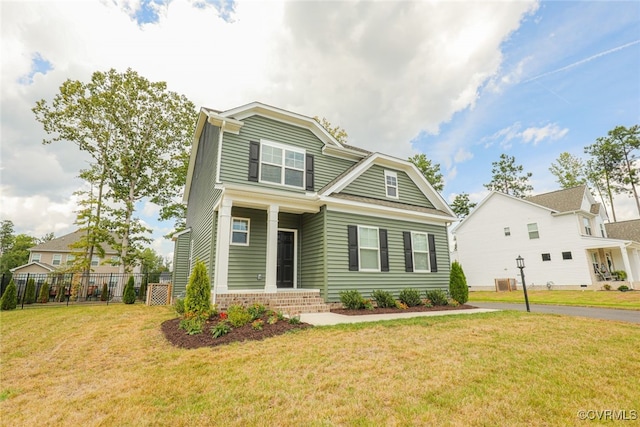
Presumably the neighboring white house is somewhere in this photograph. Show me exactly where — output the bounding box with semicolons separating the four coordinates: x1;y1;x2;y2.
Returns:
452;186;640;290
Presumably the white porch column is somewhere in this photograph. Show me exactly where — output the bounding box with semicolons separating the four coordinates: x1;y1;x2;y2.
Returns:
264;204;279;293
619;245;635;288
214;197;233;295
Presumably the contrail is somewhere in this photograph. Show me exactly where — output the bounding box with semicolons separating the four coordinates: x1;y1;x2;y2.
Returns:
522;39;640;83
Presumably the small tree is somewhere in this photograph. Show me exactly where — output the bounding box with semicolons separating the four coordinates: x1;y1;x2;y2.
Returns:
100;283;109;301
38;281;50;303
24;278;36;304
138;276;148;301
0;279;18;310
449;261;469;305
184;260;212;320
122;276;136;304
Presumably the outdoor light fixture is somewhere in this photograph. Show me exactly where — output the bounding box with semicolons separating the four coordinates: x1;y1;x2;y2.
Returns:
516;255;531;312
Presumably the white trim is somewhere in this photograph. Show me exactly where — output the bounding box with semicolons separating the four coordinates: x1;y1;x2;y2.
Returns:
52;254;62;266
277;228;298;289
358;225;380;272
31;253;41;263
230;217;250;246
411;231;430;273
264;205;279;293
214;197;233;295
384;170;399;199
258;139;306;190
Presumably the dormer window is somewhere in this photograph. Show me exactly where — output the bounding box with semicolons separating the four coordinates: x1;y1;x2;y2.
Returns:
384;170;398;198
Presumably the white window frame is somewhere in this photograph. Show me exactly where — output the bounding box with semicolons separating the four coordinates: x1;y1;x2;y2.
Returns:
66;254;76;265
411;231;431;273
52;254;62;266
231;217;250;246
384;170;399;199
358;225;380;272
583;217;592;236
527;223;539;239
259;140;306;189
31;253;41;263
91;255;99;267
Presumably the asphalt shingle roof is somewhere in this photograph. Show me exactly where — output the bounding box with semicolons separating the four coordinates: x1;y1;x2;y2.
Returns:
524;185;588;213
605;219;640;243
31;230;118;254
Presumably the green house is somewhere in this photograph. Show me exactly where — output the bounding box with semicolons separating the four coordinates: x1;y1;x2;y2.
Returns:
172;102;457;312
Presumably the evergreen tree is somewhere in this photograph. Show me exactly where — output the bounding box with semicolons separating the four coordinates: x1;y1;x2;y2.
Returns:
24;278;36;304
483;154;533;198
38;281;50;303
184;260;212;320
101;283;109;301
449;261;468;305
409;153;444;192
450;193;477;219
0;279;18;310
122;276;136;304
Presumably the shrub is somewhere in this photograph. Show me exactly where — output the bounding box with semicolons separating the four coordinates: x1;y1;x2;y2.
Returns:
449;261;469;305
613;270;627;281
425;289;448;306
38;282;50;303
138;277;148;301
267;313;278;325
603;284;612;291
0;279;18;310
339;290;366;310
184;260;212;320
174;298;185;315
24;278;36;304
100;283;109;301
372;290;396;308
211;321;231;338
399;288;422;307
288;315;301;325
396;301;408;310
123;276;136;304
227;305;252;327
247;303;267;320
179;315;204;335
618;285;630;292
56;284;67;302
252;319;264;331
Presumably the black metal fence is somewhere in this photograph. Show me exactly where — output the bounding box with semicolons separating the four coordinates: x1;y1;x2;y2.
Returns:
0;272;171;309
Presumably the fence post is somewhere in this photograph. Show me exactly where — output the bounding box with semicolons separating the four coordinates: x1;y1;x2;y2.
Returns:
107;273;113;306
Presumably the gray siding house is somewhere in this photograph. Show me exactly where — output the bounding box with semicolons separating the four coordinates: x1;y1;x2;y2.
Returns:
173;102;457;310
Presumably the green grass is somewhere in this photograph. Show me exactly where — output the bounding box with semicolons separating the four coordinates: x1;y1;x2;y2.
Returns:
470;289;640;310
1;304;639;426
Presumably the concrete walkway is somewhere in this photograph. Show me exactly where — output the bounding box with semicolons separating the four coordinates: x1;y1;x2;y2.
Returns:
299;308;497;326
470;302;640;324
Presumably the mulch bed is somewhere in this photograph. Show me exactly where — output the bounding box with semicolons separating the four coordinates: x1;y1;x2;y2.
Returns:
161;315;312;349
331;304;477;316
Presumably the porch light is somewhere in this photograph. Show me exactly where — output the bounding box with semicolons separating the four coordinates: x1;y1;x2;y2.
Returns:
516;255;531;312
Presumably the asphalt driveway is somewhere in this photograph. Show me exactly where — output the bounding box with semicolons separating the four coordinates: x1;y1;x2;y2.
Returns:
470;302;640;324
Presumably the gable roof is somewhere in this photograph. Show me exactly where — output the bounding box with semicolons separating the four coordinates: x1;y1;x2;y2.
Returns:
30;230;119;254
605;219;640;243
524;185;589;213
10;261;56;273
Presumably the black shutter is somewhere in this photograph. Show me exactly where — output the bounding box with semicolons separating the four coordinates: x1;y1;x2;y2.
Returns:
379;229;389;272
428;233;437;272
347;225;359;271
305;154;315;191
248;141;260;182
403;231;413;272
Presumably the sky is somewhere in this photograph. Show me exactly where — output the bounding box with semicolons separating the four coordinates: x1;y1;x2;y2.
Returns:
1;0;639;264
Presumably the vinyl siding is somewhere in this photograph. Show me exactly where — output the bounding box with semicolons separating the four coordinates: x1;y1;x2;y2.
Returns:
227;207;267;290
219;115;355;191
300;208;327;298
172;230;191;298
341;164;435;208
324;209;450;302
185;122;221;284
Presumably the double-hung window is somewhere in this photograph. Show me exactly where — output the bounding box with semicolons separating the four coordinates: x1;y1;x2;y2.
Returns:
66;254;75;265
31;253;41;263
527;223;539;239
91;255;99;266
231;218;250;246
384;170;398;198
358;226;380;271
260;141;305;188
583;217;592;235
412;232;430;272
52;254;62;266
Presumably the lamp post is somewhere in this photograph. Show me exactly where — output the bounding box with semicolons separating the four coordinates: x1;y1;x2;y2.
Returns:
516;255;531;312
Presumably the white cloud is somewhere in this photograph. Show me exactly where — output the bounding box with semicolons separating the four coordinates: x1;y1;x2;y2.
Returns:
483;122;569;149
521;123;569;145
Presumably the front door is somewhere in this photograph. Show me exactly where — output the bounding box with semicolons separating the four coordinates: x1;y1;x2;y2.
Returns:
277;231;295;288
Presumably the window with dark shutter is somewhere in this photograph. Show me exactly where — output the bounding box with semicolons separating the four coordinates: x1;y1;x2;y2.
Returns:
305;154;314;191
428;233;437;272
379;229;389;272
248;141;260;182
347;225;359;271
403;231;413;272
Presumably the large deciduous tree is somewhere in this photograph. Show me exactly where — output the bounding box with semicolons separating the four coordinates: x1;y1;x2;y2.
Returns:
584;135;623;222
0;233;37;275
608;125;640;216
483;154;533;198
549;152;587;189
409;153;444;192
33;69;196;277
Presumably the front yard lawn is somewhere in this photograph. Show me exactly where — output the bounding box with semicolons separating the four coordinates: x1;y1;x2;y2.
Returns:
469;289;640;310
1;304;639;426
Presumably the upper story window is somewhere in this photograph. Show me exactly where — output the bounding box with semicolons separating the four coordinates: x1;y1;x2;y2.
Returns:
91;255;99;267
583;217;592;235
527;223;539;239
31;253;41;263
384;170;398;198
504;227;511;237
260;141;305;189
52;254;62;266
66;254;75;265
231;218;250;246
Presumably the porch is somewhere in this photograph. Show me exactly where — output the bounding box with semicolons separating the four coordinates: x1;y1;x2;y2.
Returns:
586;243;639;290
